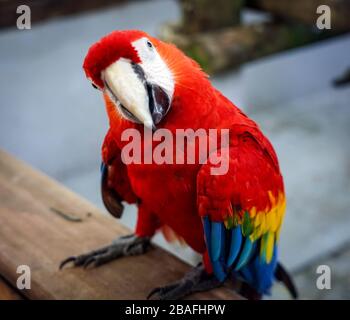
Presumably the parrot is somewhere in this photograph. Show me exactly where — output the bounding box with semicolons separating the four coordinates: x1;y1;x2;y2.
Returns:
60;30;297;300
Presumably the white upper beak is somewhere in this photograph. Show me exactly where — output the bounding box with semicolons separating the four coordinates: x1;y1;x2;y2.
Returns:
102;58;154;129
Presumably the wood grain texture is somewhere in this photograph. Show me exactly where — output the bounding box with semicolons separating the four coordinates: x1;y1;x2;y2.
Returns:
0;149;241;300
0;276;23;300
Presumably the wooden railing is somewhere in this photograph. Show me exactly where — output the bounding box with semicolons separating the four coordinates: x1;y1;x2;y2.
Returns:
0;150;240;300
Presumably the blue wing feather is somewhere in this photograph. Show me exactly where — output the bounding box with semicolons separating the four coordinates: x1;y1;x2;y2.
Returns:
202;216;277;294
235;237;254;271
211;222;222;261
202;217;212;257
227;226;242;267
212;260;226;282
239;244;278;295
202;217;226;281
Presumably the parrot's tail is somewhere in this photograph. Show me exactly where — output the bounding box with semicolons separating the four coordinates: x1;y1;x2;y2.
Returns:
275;262;298;299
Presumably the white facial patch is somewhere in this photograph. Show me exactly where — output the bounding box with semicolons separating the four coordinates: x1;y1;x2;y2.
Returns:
131;37;174;102
102;58;153;128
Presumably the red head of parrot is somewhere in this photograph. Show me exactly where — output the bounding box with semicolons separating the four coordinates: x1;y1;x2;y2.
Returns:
83;30;211;130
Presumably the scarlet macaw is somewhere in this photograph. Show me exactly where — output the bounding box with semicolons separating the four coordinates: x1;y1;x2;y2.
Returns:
60;30;297;300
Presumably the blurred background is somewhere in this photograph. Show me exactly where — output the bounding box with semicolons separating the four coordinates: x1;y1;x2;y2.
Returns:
0;0;349;299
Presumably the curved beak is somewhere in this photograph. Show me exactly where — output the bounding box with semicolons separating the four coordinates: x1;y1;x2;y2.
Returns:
102;59;170;129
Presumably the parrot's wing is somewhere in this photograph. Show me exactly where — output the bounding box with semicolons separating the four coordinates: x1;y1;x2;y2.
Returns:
100;162;124;218
101;129;138;218
197;131;285;294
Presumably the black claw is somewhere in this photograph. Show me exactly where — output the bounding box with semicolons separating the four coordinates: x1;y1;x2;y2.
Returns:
59;256;77;270
147;287;161;300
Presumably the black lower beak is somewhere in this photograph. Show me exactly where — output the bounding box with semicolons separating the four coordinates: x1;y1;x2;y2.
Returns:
147;83;170;126
132;63;171;127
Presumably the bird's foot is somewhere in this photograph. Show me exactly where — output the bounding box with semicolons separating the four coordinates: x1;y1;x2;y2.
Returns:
59;234;150;269
147;263;221;300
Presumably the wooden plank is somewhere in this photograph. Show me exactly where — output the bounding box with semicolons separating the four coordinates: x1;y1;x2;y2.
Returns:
0;0;131;29
247;0;350;32
0;276;23;300
0;149;240;300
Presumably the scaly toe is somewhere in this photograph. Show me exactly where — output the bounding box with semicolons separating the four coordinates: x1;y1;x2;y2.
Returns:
59;234;151;270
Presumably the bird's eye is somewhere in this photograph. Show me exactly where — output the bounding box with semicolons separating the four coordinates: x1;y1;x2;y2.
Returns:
91;83;98;89
146;40;153;49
